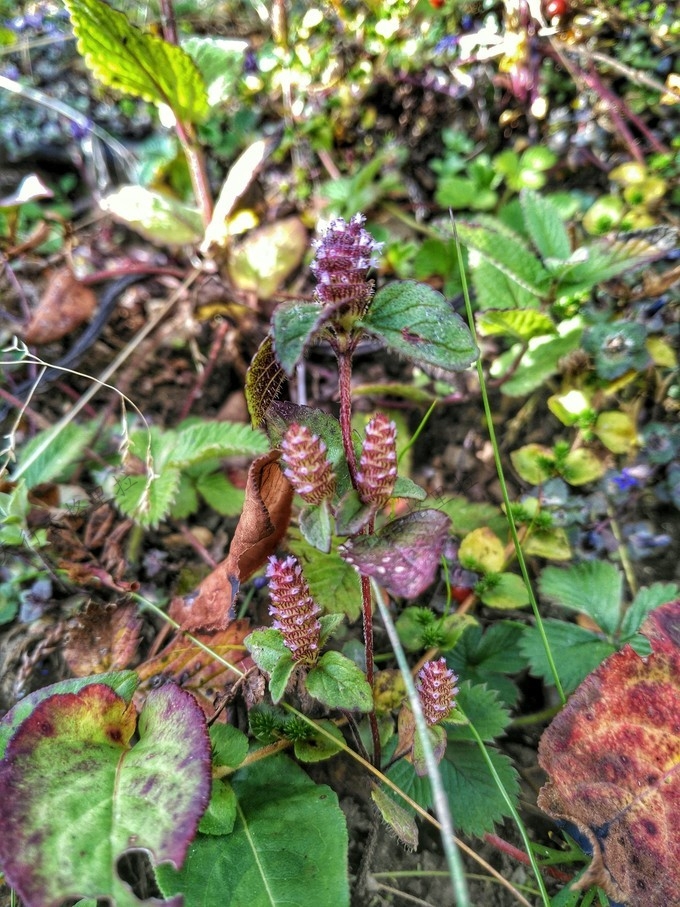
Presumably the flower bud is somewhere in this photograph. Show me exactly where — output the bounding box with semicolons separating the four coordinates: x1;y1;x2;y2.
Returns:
310;213;382;316
356;413;397;506
281;423;336;504
267;555;322;665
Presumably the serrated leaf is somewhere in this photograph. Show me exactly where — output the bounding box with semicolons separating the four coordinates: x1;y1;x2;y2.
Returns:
477;308;556;341
114;467;182;527
288;541;362;620
0;672;138;759
387;741;519;837
294;720;344;763
446;680;511;742
195;471;245;516
339;510;451;599
472;257;541;311
0;683;211;907
306;651;373;711
99;186;203;246
359;281;478;374
480;572;530;610
271;300;324;375
444;622;525;707
520;189;571;260
521;619;616;693
169;421;269;467
371;785;419;849
456;221;550;296
245;335;287;428
64;0;208;123
157;755;349;907
13;422;96;489
539;562;623;634
620;583;680;640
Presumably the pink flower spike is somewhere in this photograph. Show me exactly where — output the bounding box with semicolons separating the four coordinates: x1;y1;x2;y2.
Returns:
416;658;459;726
267;555;322;666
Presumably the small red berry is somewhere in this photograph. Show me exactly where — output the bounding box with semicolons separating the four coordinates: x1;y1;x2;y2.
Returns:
544;0;568;18
429;0;445;8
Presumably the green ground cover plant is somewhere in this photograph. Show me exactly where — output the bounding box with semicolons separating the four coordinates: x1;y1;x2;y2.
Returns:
0;1;678;905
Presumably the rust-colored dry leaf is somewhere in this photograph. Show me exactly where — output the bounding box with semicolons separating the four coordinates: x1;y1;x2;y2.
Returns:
538;599;680;907
171;450;293;632
135;619;252;716
24;269;97;345
63;600;142;676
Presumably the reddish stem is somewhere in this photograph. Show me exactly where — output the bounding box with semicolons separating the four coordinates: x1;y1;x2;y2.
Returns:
483;833;573;884
337;344;381;766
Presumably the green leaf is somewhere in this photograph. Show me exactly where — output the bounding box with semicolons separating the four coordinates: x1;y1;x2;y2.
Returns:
492;317;584;396
269;651;296;704
228;218;308;299
181;35;247;107
0;671;138;759
245;628;290;674
113;467;182;527
209;724;249;769
0;683;211;907
539;562;623;634
458;527;505;574
99;186;203;246
562;448;606;486
294;720;344;763
444;622;525;707
169;421;269;467
360;281;478;375
388;742;519;837
299;501;333;553
523;526;572;560
13;422;96;489
511;444;556;486
446;681;511;742
319;613;345;646
196;471;245;516
479;572;530;610
245;335;286;428
593;411;638;454
306;651;373;712
64;0;208;123
477;308;556;341
436;496;507;538
472;257;541;311
456;221;550;296
271;300;324;375
620;583;680;640
199;780;237;835
371;785;419;850
520;619;615;693
157;755;349;907
289;540;362;620
520;189;571;261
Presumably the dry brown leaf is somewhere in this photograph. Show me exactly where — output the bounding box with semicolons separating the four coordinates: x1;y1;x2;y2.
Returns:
171;450;293;632
24;269;97;345
63;600;142;676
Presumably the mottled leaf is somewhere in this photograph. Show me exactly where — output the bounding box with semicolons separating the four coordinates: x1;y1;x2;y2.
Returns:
339;509;451;599
63;601;142;676
0;683;211;907
360;281;478;374
538;600;680;906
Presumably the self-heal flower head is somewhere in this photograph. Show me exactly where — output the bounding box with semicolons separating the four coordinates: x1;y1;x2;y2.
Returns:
267;555;322;666
356;413;397;507
310;213;383;317
416;658;459;727
281;423;336;504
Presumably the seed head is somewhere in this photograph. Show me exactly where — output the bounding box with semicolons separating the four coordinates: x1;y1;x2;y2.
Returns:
267;555;322;665
416;658;459;726
281;423;336;504
356;413;397;507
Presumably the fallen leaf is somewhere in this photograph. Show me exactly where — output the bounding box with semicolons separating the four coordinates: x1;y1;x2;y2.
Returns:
135;619;252;716
171;450;293;631
24;269;97;345
538;599;680;907
63;600;142;676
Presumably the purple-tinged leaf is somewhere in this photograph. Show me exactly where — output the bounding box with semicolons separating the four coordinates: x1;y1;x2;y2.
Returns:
0;682;211;907
339;509;451;598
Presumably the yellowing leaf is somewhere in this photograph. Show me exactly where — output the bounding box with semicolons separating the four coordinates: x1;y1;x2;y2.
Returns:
459;527;505;574
65;0;208;124
593;411;638;454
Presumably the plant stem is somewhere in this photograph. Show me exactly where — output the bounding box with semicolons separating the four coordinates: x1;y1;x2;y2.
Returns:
175;120;214;227
337;344;381;765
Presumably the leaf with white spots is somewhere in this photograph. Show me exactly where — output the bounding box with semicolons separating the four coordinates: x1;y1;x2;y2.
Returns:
339;510;451;599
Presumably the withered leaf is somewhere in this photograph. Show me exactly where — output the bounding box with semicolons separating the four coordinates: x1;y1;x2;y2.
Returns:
24;269;97;345
63;600;142;676
538;599;680;907
135;619;251;716
171;450;293;632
